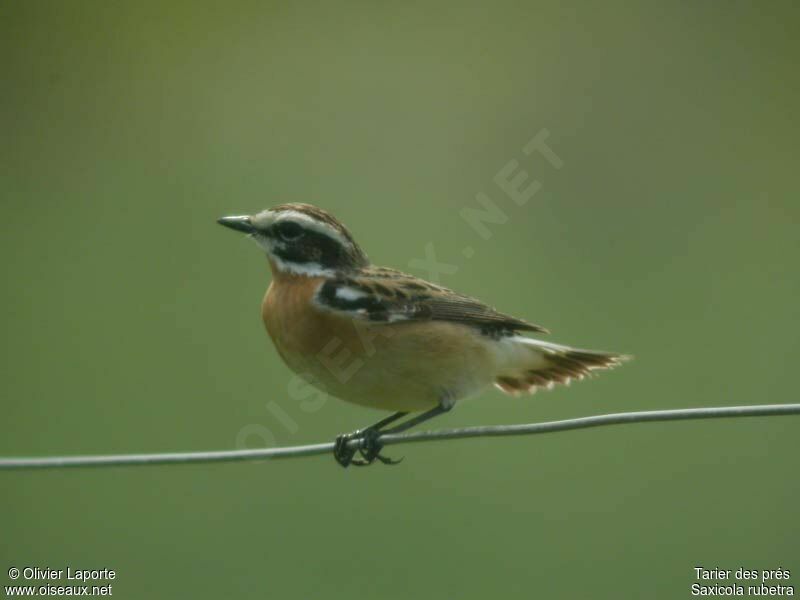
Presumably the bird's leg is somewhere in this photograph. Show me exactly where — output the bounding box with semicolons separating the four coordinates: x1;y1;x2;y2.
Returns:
333;404;453;468
380;404;452;435
357;404;453;466
333;411;407;468
353;427;402;466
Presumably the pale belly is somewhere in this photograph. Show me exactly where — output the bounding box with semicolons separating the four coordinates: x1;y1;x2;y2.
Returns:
281;321;496;412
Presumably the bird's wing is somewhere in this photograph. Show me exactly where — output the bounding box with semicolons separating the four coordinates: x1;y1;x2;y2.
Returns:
314;267;548;334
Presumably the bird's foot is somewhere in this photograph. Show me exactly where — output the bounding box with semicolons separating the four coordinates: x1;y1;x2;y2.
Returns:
333;428;403;468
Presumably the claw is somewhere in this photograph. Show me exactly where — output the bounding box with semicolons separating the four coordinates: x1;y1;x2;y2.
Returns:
357;428;382;462
333;432;358;468
375;453;403;465
332;427;402;468
333;406;449;468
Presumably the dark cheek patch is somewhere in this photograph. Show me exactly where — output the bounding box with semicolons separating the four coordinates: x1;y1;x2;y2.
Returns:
271;231;346;268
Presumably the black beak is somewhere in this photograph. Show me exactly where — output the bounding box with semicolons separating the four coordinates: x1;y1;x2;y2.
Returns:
217;215;254;234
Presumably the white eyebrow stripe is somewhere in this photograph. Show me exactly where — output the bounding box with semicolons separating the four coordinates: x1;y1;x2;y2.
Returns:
258;209;350;248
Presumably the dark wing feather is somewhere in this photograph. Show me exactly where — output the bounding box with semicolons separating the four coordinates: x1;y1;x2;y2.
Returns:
412;294;547;334
316;270;548;334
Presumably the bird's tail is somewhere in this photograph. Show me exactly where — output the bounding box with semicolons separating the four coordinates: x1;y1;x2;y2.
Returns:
493;336;630;396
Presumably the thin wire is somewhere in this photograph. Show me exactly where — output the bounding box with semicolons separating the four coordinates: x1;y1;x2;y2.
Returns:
1;403;798;470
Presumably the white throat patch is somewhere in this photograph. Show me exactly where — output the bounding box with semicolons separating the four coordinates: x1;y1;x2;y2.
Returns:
262;245;336;277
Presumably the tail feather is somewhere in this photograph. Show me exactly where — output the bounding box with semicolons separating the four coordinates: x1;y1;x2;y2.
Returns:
493;337;630;396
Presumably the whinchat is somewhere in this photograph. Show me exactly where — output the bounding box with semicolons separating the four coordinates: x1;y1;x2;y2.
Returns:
219;204;628;467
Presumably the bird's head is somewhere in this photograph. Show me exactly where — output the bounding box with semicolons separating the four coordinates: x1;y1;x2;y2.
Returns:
218;203;369;276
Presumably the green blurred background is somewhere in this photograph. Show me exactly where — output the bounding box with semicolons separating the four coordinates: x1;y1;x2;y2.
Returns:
2;1;798;598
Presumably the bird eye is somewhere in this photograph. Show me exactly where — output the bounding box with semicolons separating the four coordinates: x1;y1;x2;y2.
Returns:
275;221;304;241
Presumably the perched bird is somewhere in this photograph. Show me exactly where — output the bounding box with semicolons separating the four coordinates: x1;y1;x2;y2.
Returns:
218;204;628;467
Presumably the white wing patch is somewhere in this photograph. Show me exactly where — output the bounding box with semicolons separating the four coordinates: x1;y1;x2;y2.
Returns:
334;286;369;301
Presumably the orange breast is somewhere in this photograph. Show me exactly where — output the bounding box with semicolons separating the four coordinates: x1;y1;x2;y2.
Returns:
261;273;365;361
263;276;320;355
